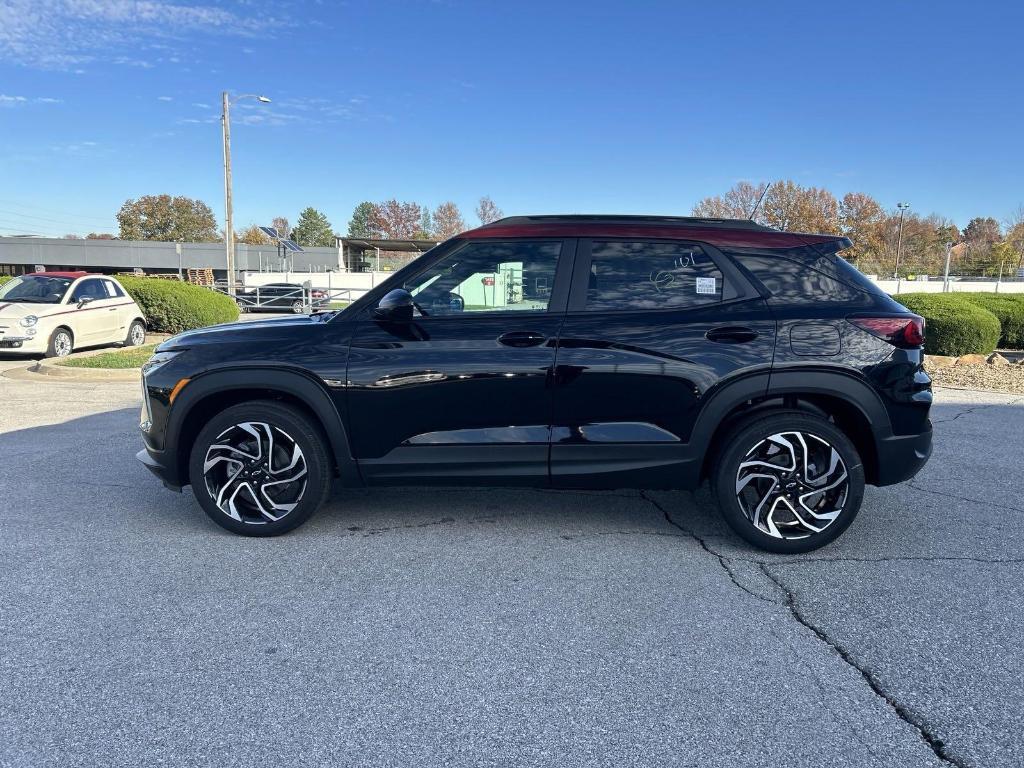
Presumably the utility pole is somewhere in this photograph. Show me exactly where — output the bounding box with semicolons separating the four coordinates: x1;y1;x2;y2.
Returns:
221;92;271;296
942;242;953;293
893;202;910;281
221;91;235;296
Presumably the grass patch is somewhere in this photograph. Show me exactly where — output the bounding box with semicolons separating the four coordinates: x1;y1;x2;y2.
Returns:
329;301;351;309
56;344;157;369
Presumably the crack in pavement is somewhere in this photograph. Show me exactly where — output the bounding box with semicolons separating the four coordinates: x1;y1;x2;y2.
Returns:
907;481;1024;515
929;396;1024;424
759;563;968;768
639;490;968;767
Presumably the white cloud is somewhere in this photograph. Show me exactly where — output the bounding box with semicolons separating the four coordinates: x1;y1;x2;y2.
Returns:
0;94;63;106
0;0;291;70
157;95;173;101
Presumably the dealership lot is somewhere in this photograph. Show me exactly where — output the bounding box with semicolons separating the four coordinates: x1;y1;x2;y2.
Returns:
1;360;1021;768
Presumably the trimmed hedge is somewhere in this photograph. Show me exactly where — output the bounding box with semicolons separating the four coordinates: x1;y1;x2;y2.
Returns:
0;275;11;287
956;293;1024;350
116;276;239;334
896;293;1001;356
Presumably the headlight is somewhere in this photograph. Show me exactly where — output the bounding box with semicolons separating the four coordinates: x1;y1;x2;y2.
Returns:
141;350;181;377
20;315;38;328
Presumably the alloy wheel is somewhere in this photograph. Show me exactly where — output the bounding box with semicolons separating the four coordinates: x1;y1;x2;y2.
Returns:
53;331;72;357
131;324;146;346
734;431;849;540
203;421;308;524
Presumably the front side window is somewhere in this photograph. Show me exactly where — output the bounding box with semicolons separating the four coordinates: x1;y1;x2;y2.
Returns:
403;241;561;315
0;275;74;304
71;279;107;302
585;241;723;311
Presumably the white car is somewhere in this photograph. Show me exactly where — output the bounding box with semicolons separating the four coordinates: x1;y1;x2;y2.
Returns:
0;271;147;357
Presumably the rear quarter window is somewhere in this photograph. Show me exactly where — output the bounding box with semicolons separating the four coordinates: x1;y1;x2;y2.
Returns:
585;241;723;311
730;252;869;304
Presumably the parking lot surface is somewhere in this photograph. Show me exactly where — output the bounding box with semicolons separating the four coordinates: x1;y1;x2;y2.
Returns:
1;357;1021;767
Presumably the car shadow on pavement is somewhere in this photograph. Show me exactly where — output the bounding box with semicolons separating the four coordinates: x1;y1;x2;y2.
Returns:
0;397;1019;557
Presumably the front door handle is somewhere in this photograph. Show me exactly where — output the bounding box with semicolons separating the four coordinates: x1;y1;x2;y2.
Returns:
706;326;759;344
497;331;547;348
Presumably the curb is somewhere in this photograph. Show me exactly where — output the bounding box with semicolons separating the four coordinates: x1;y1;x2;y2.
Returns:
29;360;141;382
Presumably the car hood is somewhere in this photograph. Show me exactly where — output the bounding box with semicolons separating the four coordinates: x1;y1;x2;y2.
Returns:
0;301;68;322
158;313;333;350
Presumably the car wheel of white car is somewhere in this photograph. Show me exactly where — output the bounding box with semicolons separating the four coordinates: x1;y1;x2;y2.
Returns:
46;327;73;358
126;320;147;347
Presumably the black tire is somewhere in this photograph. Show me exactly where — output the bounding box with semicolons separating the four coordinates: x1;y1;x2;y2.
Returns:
45;327;74;358
125;319;146;347
188;400;332;536
291;300;304;314
710;410;865;554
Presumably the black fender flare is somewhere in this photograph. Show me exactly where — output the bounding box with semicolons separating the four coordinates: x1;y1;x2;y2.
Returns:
166;366;360;487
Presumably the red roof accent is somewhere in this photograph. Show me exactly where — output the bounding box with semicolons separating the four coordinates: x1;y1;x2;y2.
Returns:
461;222;843;250
30;271;90;278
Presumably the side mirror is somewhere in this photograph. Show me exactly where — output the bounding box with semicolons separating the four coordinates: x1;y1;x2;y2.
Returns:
374;288;414;322
77;296;94;309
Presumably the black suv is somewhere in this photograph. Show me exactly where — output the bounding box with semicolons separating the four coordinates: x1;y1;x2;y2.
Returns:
137;215;932;552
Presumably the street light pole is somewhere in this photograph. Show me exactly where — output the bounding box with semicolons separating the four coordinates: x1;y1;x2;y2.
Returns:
221;91;234;295
220;92;270;296
894;202;910;282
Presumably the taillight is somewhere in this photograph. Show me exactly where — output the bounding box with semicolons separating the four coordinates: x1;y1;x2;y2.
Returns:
848;315;925;348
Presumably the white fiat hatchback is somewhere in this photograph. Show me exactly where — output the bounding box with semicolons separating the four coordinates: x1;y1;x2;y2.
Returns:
0;271;147;357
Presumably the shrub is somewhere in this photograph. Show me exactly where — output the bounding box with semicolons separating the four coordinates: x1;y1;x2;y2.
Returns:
896;293;1001;356
956;293;1024;350
116;276;239;334
0;275;11;287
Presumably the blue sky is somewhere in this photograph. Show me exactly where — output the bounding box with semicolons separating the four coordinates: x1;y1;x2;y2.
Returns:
0;0;1021;238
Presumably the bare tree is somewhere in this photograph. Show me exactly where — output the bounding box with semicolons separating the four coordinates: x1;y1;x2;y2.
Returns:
476;196;503;225
692;181;768;220
271;216;290;239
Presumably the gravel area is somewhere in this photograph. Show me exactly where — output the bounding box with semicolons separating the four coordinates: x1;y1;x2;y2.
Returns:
927;361;1024;393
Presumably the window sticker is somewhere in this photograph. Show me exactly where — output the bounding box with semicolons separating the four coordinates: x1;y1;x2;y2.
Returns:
695;277;717;295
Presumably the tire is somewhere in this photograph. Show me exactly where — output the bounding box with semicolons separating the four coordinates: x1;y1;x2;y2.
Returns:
188;400;332;536
291;300;304;314
125;320;146;347
710;410;865;554
236;299;248;314
45;327;74;358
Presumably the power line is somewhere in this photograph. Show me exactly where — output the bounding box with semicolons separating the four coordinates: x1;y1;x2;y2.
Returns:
0;199;114;228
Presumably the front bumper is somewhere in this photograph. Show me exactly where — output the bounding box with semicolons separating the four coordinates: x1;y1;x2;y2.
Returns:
136;448;183;492
0;333;47;353
873;424;933;486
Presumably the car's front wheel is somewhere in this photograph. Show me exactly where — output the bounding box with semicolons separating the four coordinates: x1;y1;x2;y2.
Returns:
188;400;332;536
291;300;304;314
45;327;74;358
711;411;864;553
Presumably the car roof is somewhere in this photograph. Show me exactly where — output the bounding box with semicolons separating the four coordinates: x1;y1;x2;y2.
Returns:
29;271;91;279
460;215;850;250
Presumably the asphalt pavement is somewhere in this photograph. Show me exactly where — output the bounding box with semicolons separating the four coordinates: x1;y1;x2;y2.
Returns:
0;357;1021;768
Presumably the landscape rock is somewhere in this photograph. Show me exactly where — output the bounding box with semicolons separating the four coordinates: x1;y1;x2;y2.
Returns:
924;355;956;370
987;353;1010;366
955;354;988;366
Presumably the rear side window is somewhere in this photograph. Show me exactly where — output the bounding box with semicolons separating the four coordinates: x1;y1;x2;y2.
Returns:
731;253;865;304
103;280;125;298
585;241;723;311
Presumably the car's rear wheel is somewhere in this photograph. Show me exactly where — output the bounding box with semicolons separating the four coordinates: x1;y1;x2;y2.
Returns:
711;410;864;553
291;300;304;314
188;400;331;536
46;327;73;358
125;320;146;347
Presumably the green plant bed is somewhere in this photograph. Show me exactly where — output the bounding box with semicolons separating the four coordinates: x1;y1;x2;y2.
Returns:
117;276;238;334
0;275;11;287
956;293;1024;350
57;344;157;369
896;293;1001;356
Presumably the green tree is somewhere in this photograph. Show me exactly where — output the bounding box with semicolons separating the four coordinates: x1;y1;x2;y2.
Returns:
347;202;379;238
117;194;219;242
292;207;335;247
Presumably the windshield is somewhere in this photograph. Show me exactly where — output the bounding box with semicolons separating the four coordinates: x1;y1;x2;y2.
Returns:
0;275;74;304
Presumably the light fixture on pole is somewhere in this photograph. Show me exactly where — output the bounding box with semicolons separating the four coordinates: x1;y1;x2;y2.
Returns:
894;202;910;280
221;92;271;296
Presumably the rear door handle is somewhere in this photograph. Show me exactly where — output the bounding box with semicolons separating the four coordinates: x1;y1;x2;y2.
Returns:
497;331;547;348
706;326;758;344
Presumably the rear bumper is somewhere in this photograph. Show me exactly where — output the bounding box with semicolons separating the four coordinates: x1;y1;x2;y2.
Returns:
872;424;933;486
136;448;183;492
